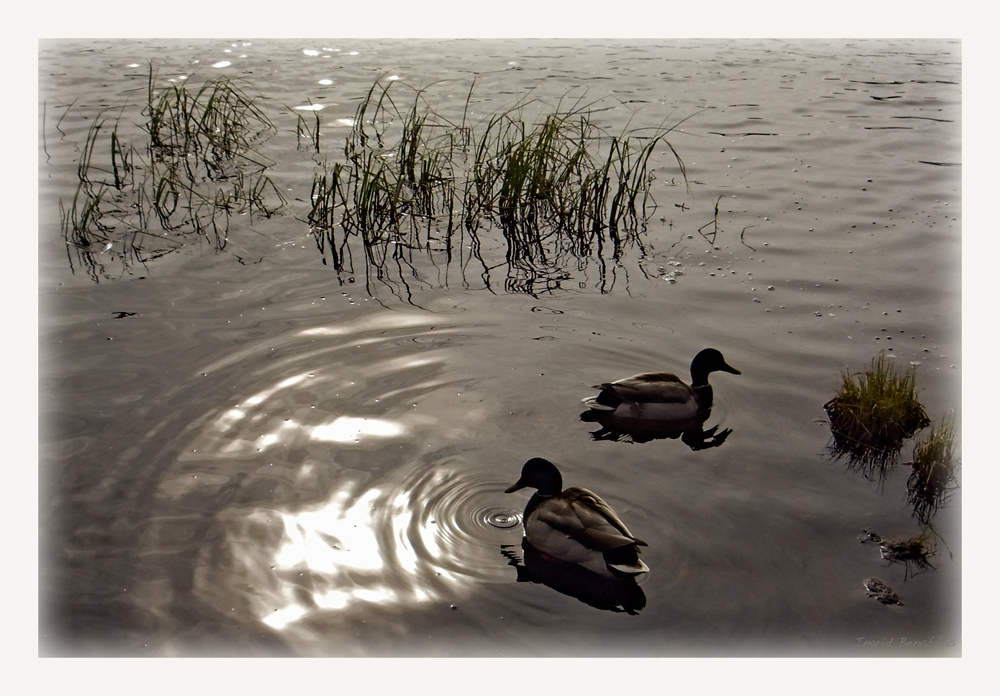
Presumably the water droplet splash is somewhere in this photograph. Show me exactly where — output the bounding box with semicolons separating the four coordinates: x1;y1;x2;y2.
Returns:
485;509;521;529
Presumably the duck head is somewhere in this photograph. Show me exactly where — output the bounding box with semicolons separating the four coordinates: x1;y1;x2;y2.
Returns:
690;348;741;387
505;457;563;496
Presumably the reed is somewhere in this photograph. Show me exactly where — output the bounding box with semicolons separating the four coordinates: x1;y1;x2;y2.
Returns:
907;412;959;525
61;182;112;248
60;65;288;279
61;72;689;292
824;351;930;476
308;162;345;230
144;65;275;167
295;109;322;152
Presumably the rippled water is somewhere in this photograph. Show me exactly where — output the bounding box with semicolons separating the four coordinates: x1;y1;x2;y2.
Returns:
39;39;961;656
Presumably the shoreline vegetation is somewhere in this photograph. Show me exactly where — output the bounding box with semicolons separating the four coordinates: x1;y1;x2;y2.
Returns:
56;69;691;296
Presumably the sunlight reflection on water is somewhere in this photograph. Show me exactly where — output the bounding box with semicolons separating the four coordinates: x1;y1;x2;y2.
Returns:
222;457;522;635
162;309;523;637
311;417;404;442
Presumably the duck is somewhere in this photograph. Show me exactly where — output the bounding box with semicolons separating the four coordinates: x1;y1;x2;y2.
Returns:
505;458;649;578
581;348;740;424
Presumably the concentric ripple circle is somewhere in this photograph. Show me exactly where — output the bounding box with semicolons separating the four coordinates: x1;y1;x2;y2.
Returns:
376;454;526;584
484;509;522;529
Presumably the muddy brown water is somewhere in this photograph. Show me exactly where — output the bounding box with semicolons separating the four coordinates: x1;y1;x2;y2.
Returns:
38;39;960;656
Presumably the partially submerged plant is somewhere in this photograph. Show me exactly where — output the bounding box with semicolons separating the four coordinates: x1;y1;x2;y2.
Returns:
878;532;936;580
144;64;275;169
907;412;960;525
58;72;692;293
864;577;903;605
59;65;284;281
860;528;937;582
824;351;930;477
312;78;693;298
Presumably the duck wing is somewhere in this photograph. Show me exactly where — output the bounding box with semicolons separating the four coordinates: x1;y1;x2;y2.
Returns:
592;372;693;405
535;488;647;552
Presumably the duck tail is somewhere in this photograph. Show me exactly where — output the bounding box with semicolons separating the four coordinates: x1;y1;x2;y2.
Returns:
607;558;650;576
604;544;650;575
582;390;620;411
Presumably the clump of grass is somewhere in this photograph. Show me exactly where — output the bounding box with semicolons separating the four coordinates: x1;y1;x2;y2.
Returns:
457;97;687;295
879;532;936;580
907;412;959;525
144;64;275;170
59;65;285;281
463;103;681;239
824;351;930;477
860;528;937;582
308;79;691;299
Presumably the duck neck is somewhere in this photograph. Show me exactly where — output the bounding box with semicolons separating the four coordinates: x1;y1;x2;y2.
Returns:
690;365;712;388
524;492;554;518
692;383;714;411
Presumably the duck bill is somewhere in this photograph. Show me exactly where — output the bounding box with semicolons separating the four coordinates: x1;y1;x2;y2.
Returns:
722;362;741;375
505;478;526;494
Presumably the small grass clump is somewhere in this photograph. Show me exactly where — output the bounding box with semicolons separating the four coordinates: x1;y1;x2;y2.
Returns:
144;65;275;171
59;65;285;281
879;532;936;580
907;412;959;525
824;351;930;477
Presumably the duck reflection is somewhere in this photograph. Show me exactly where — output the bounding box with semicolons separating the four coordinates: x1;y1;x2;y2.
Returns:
502;538;647;615
580;348;740;449
503;458;648;614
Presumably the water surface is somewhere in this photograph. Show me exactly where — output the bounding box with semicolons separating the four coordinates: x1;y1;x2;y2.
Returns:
39;38;961;657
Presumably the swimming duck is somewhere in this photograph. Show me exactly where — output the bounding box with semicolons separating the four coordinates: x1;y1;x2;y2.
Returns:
581;348;740;424
505;458;649;578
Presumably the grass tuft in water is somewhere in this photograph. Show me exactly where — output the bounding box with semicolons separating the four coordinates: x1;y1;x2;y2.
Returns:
144;64;275;171
879;532;936;581
907;412;959;525
824;351;930;477
59;65;284;281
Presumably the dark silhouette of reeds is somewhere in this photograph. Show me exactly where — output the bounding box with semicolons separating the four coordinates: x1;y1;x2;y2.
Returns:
56;73;689;291
878;533;936;580
305;79;689;299
860;528;937;583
